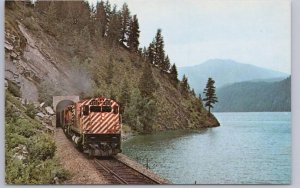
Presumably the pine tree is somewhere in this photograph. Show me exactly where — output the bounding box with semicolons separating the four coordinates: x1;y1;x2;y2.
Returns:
140;99;156;133
107;5;122;47
119;79;130;114
147;40;155;64
103;0;112;37
128;15;140;52
123;88;144;129
198;93;202;101
138;64;156;98
154;29;165;68
191;89;196;96
203;77;218;116
123;89;156;133
169;63;178;82
180;74;190;95
142;47;148;61
162;55;171;72
95;0;107;37
120;3;131;46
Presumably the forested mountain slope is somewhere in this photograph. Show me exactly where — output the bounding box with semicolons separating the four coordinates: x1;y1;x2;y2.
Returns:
213;77;291;112
5;1;219;134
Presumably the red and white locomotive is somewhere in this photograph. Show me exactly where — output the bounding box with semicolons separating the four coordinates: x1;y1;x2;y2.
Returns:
59;97;122;157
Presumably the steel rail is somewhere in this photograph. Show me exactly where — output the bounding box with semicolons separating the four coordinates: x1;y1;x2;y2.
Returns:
94;159;128;184
94;158;161;184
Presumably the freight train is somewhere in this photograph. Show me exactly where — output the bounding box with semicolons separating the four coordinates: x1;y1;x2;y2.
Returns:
59;97;122;157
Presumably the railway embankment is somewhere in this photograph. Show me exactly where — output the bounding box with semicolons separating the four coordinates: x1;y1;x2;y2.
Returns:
55;128;169;184
55;128;109;184
114;154;170;184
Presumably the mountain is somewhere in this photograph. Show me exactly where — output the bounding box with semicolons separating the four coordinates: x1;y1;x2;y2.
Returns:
178;59;289;94
213;76;291;112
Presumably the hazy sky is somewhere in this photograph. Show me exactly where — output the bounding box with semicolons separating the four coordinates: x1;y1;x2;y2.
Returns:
88;0;291;73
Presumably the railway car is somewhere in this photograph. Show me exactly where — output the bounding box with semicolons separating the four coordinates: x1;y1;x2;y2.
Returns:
60;97;122;157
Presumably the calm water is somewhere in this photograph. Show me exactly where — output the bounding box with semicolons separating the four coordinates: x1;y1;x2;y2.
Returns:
122;112;291;184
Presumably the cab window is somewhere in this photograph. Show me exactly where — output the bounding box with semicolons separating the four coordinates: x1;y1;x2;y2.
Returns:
83;105;89;116
90;106;101;112
102;106;112;112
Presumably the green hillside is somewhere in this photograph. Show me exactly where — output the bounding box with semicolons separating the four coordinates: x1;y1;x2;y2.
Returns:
214;77;291;112
5;1;219;134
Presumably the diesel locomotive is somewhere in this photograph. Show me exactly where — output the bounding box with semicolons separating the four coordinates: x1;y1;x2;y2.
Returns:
59;97;122;157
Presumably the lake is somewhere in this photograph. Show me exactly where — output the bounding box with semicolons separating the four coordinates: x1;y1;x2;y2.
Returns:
122;112;291;184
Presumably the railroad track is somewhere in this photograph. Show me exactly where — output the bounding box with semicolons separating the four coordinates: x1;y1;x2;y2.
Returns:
93;157;161;184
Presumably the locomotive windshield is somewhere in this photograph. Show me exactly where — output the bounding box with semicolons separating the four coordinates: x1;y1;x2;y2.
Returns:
90;106;101;112
89;105;112;113
102;106;112;112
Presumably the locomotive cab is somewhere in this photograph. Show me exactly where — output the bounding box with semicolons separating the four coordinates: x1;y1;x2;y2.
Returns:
62;97;122;157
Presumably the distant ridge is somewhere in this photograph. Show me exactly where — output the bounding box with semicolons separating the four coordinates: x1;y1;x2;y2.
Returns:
213;76;291;112
178;59;288;94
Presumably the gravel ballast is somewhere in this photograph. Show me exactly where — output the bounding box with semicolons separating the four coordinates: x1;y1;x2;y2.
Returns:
55;128;109;184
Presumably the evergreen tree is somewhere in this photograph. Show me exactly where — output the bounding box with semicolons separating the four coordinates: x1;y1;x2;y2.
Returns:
142;46;148;61
170;63;178;82
128;15;140;52
140;99;156;133
103;0;112;37
95;0;107;37
198;93;202;101
123;89;156;133
154;29;165;68
203;77;218;115
119;79;130;114
180;74;190;95
107;5;122;47
138;64;156;98
138;47;143;57
147;40;155;64
191;88;196;96
162;55;171;72
120;3;131;46
123;88;144;129
104;0;111;18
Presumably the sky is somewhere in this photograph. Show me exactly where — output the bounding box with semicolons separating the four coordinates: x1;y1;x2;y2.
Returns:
88;0;291;74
